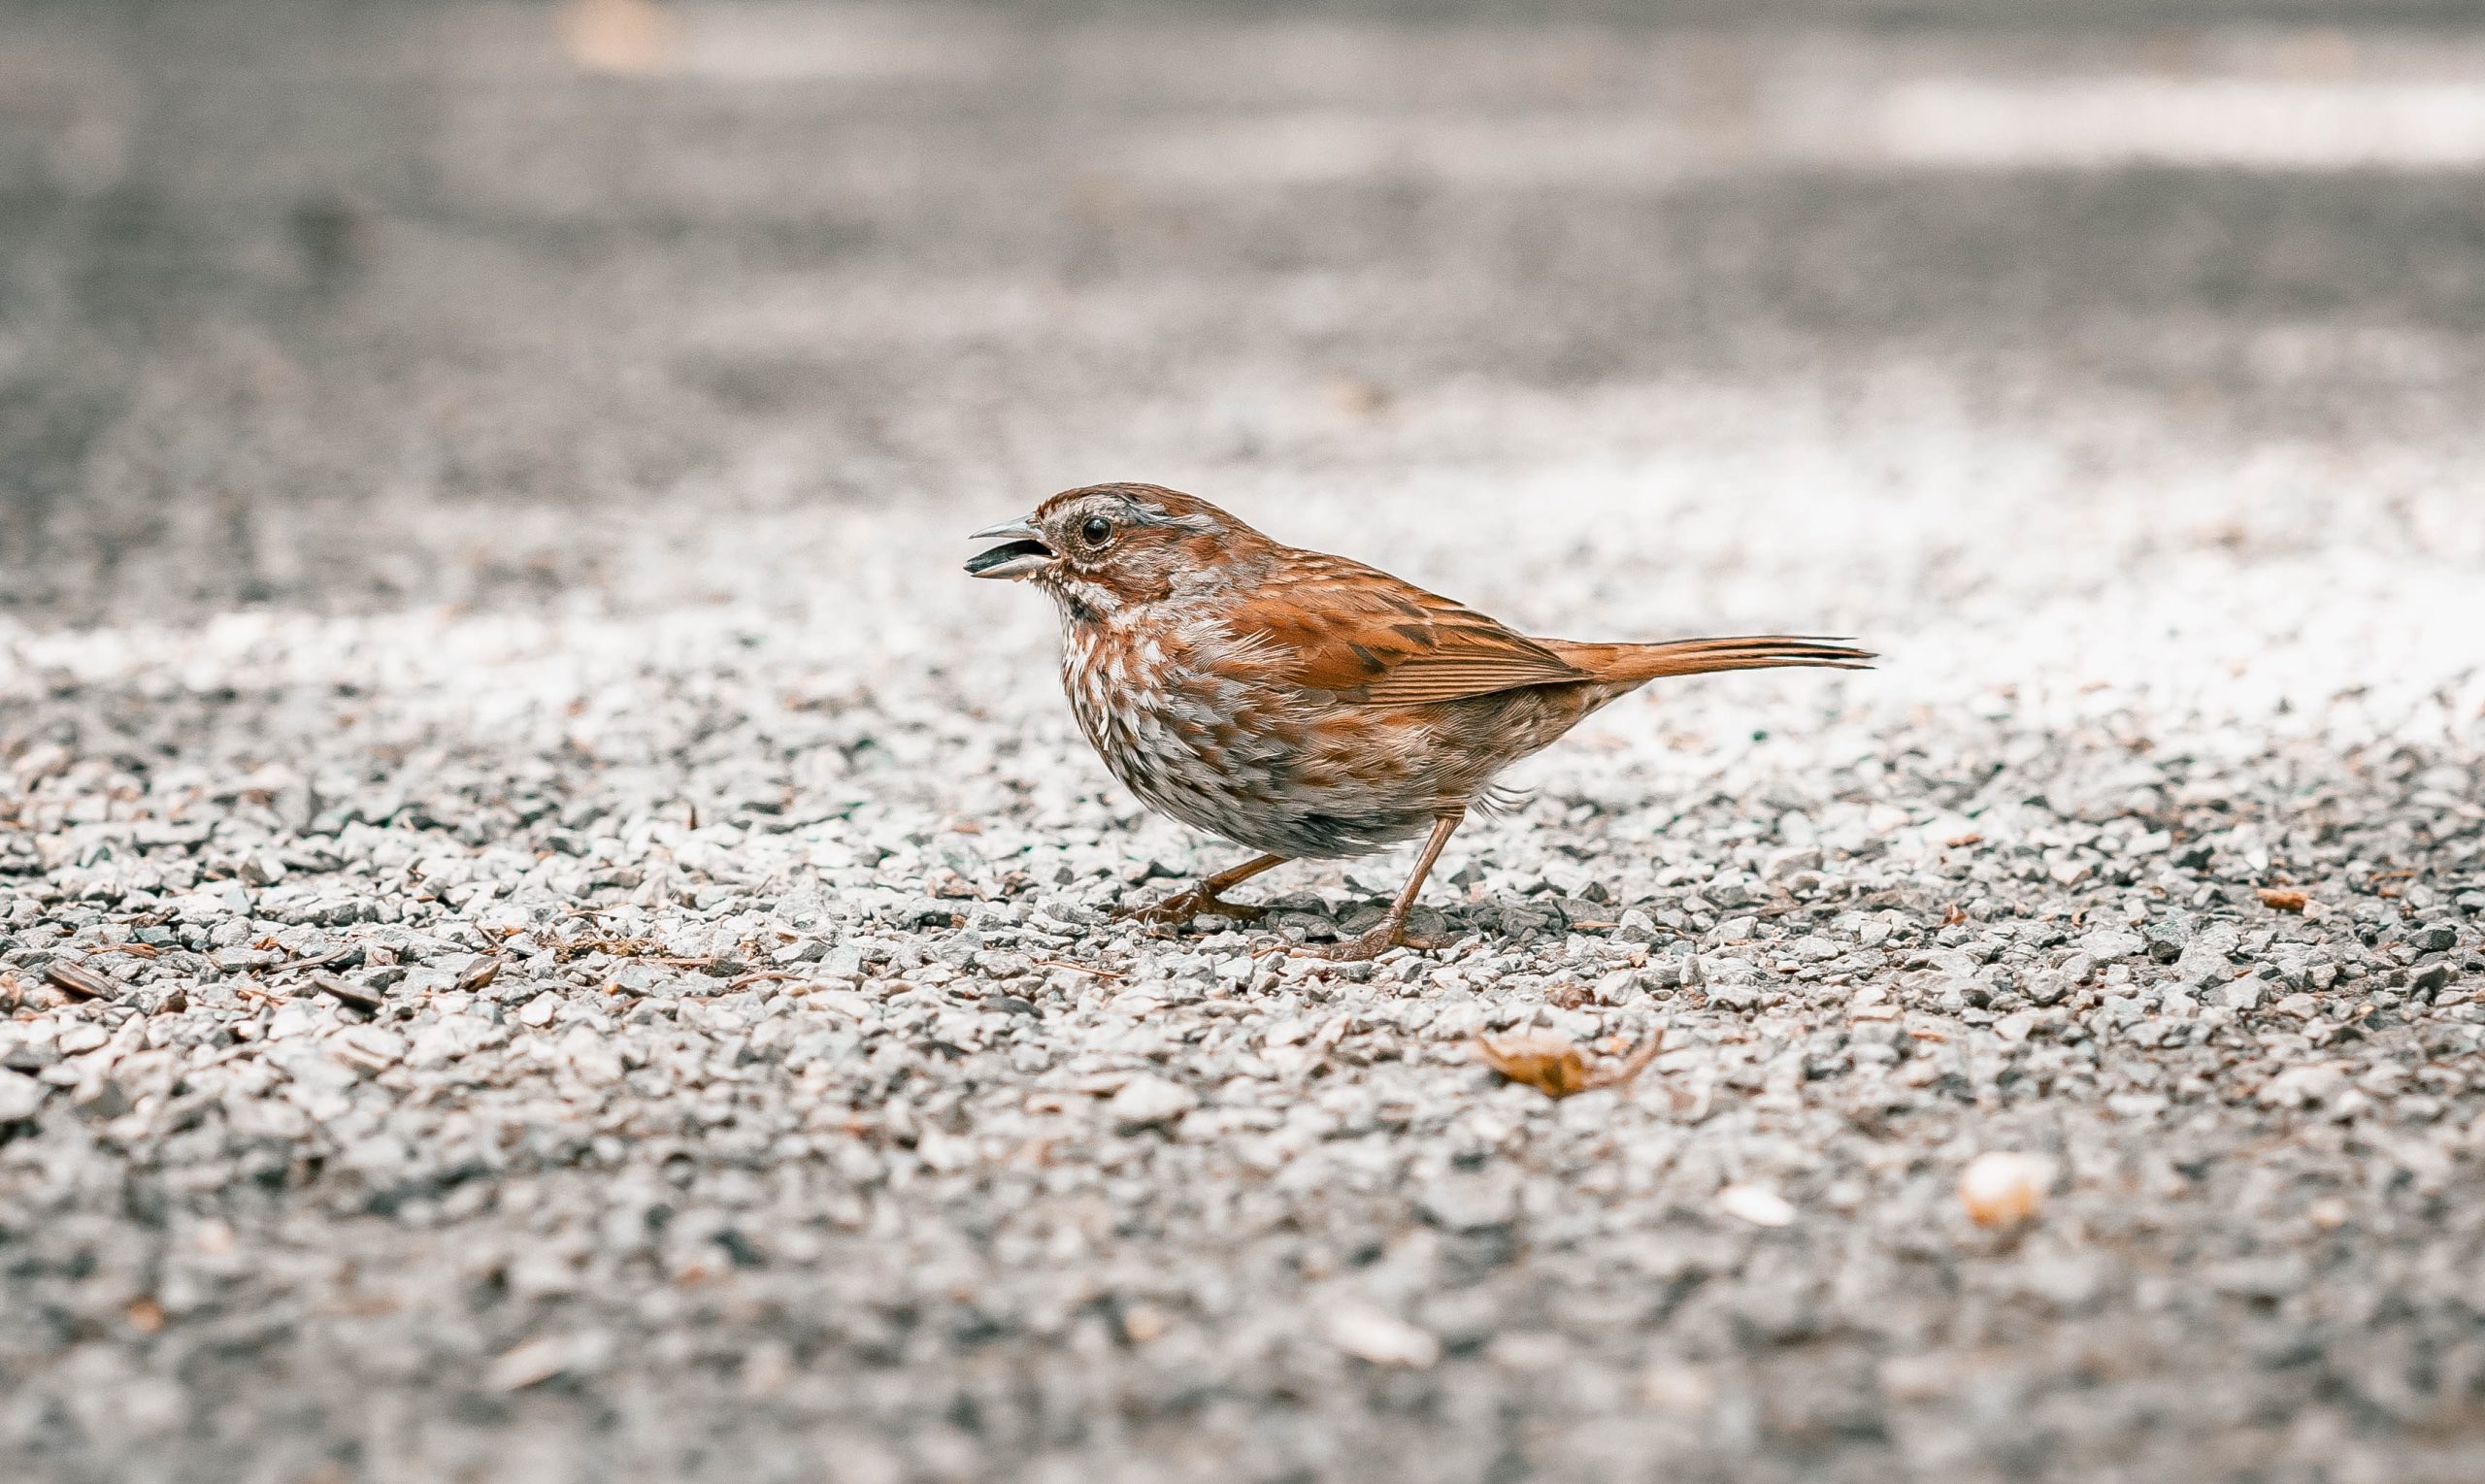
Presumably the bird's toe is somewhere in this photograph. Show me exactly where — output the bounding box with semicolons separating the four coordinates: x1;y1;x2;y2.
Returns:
1113;889;1267;930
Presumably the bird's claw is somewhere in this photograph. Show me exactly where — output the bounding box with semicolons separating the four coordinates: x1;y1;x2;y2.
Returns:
1299;923;1441;962
1113;890;1268;930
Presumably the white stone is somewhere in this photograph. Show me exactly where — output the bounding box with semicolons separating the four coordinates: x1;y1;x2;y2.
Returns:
0;1070;45;1121
1108;1073;1197;1129
1319;1305;1441;1369
1717;1184;1796;1228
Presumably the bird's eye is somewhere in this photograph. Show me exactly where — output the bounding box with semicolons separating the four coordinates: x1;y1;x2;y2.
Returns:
1079;515;1113;546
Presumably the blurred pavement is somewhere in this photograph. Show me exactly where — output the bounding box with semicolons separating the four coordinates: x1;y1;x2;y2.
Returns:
5;1;2484;616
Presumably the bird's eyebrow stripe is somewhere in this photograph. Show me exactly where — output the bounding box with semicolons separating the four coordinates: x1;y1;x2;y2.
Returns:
1131;507;1219;534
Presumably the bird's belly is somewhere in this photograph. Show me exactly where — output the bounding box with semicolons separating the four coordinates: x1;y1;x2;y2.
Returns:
1061;643;1438;859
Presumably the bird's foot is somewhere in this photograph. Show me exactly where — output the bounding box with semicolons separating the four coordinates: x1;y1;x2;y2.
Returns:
1113;887;1269;931
1301;921;1442;962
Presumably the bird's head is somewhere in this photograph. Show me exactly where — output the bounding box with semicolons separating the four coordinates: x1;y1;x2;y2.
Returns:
966;483;1271;618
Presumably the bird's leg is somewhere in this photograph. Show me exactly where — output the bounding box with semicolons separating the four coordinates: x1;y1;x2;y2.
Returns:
1116;853;1288;929
1310;810;1466;962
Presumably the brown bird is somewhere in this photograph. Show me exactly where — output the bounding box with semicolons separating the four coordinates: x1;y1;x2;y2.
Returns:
969;483;1871;961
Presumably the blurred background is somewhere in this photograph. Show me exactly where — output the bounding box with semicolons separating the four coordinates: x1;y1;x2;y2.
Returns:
6;0;2484;624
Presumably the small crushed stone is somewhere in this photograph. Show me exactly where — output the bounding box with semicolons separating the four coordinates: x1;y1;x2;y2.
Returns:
0;490;2478;1482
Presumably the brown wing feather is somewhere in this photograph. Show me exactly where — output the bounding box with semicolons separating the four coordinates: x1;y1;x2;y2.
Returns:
1219;554;1587;705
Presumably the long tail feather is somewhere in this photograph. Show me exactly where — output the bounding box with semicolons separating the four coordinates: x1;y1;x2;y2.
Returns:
1547;635;1875;684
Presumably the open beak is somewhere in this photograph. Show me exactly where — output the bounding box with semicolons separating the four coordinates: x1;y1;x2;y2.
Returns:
965;515;1055;579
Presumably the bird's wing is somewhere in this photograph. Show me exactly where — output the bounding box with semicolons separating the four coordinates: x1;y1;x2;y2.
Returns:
1217;554;1588;706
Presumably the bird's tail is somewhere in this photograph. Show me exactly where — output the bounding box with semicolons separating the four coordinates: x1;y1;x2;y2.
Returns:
1546;635;1875;683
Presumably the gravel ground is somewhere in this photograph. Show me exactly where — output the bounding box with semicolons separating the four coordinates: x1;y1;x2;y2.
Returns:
6;4;2485;1482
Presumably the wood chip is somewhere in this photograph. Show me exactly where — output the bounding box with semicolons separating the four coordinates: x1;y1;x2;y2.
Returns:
272;944;362;976
44;958;120;1001
309;973;385;1013
1033;958;1122;980
726;970;814;991
2256;887;2309;913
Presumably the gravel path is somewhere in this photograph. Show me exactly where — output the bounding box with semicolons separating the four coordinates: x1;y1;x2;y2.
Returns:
5;5;2485;1482
5;456;2480;1483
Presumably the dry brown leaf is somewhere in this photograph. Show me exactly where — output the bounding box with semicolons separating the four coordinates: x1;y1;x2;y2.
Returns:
1474;1033;1587;1096
2256;887;2309;913
1474;1030;1662;1100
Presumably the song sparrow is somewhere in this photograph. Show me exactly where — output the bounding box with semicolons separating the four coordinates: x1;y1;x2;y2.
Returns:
969;483;1871;960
